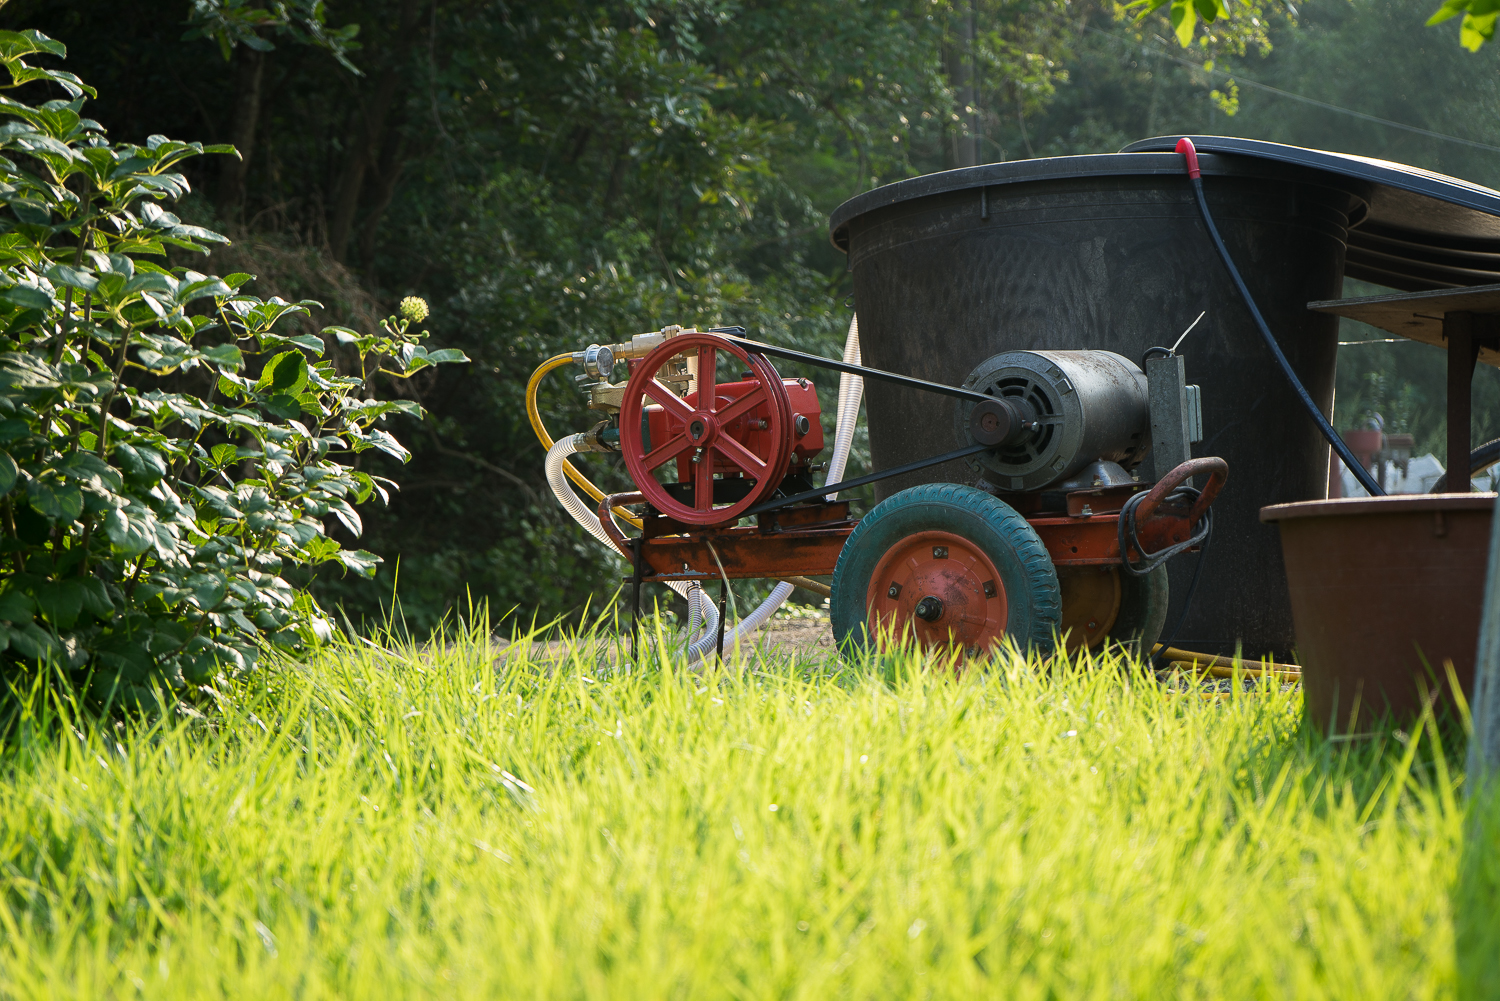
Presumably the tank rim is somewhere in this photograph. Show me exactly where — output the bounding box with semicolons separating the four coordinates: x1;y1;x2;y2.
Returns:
828;149;1361;252
829;136;1500;280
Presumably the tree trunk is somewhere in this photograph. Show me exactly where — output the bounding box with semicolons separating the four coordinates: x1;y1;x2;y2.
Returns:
218;46;266;219
328;0;423;263
945;1;979;169
357;128;409;269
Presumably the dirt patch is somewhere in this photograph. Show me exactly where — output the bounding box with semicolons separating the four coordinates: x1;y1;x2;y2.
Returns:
755;613;837;656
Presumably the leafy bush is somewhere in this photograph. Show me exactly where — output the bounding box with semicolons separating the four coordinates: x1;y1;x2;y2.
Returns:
0;30;465;700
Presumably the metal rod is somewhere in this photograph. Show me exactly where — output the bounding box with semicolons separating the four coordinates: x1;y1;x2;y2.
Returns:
715;579;729;660
630;536;644;660
1445;311;1478;493
743;442;993;517
716;332;992;403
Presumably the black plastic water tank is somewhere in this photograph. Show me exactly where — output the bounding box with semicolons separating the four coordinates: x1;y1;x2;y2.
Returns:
830;151;1365;658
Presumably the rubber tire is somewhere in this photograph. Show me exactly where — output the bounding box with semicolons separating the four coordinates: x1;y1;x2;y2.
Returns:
831;483;1062;655
1108;567;1169;658
1431;437;1500;493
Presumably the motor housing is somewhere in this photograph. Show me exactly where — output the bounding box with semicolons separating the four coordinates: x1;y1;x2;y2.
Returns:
956;349;1150;492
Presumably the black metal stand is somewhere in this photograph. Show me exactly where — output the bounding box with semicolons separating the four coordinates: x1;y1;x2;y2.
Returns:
630;536;643;662
715;579;729;660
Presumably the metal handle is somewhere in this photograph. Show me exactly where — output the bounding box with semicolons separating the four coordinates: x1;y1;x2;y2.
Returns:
1133;456;1228;527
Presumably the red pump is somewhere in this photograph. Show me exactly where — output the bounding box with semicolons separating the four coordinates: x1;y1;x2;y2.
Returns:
619;332;824;525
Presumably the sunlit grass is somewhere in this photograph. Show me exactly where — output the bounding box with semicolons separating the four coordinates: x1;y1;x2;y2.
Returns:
0;611;1488;999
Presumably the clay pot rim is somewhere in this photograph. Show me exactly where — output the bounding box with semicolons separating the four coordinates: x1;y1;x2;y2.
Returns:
1260;492;1497;522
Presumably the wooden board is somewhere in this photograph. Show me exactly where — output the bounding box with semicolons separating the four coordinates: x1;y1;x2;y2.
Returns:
1308;283;1500;368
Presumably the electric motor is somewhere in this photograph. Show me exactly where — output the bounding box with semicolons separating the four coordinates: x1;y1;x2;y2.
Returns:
955;349;1150;492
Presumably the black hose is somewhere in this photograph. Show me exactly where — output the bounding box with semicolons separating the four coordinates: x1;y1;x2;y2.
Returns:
1151;531;1210;670
1176;138;1386;497
1117;485;1212;577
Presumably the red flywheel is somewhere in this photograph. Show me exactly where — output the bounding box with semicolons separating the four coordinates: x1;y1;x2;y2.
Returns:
618;332;793;526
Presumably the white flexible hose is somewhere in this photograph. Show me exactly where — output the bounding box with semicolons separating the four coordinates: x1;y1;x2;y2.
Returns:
544;313;863;664
544;435;719;641
690;315;864;660
827;314;863;496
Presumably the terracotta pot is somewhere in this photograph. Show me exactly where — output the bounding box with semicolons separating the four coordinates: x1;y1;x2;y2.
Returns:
1260;494;1495;733
1341;429;1383;458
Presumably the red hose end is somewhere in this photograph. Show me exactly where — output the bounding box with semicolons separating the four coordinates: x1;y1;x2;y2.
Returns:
1175;137;1201;179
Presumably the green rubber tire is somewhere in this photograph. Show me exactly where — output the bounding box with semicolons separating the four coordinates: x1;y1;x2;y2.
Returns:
831;483;1062;654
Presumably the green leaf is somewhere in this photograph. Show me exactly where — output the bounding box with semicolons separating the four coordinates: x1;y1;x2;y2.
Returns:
1170;0;1196;46
1428;0;1468;24
189;571;227;611
1;285;53;310
335;549;382;578
104;506;154;556
1191;0;1222;23
45;264;98;293
425;348;470;364
10;200;52;226
79;578;114;619
256;350;309;395
0;587;34;623
35;578;83;630
113;443;167;486
201;343;245;369
27;480;84;523
0;451;16;495
265;394;302;420
7;622;57;661
282;333;326;356
328;497;362;537
1461;9;1499;48
210;443;238;468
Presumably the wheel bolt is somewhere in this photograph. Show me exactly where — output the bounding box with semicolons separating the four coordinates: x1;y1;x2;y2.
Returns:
914;596;943;621
887;583;901;599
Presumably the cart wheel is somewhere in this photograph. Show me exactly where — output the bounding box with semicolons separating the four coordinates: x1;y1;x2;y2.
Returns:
1106;567;1169;658
1057;566;1121;652
831;483;1061;656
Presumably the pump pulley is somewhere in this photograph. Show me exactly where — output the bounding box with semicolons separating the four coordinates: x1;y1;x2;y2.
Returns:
617;332;797;525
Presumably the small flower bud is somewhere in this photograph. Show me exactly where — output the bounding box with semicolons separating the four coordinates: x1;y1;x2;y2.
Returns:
399;296;429;323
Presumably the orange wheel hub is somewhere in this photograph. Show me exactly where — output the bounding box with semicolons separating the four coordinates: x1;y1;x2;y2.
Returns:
1056;566;1122;652
864;530;1008;653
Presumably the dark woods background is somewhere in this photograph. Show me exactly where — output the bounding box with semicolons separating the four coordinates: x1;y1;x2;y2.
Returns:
10;0;1499;630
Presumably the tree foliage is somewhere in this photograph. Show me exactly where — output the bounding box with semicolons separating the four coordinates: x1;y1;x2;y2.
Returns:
185;0;362;71
1130;0;1500;54
0;29;464;697
21;0;1490;631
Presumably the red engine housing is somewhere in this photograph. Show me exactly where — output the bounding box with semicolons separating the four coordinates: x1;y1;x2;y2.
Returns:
643;376;824;483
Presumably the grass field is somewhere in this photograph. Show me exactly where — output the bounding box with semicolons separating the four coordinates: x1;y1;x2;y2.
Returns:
0;613;1495;999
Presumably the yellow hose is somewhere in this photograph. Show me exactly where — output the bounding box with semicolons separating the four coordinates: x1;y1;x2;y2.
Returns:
526;354;643;529
1155;644;1302;681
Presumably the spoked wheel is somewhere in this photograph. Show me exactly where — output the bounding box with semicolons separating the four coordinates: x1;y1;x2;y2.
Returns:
618;332;792;525
831;483;1061;656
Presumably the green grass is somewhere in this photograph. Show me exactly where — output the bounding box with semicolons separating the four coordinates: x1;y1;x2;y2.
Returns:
0;614;1494;999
